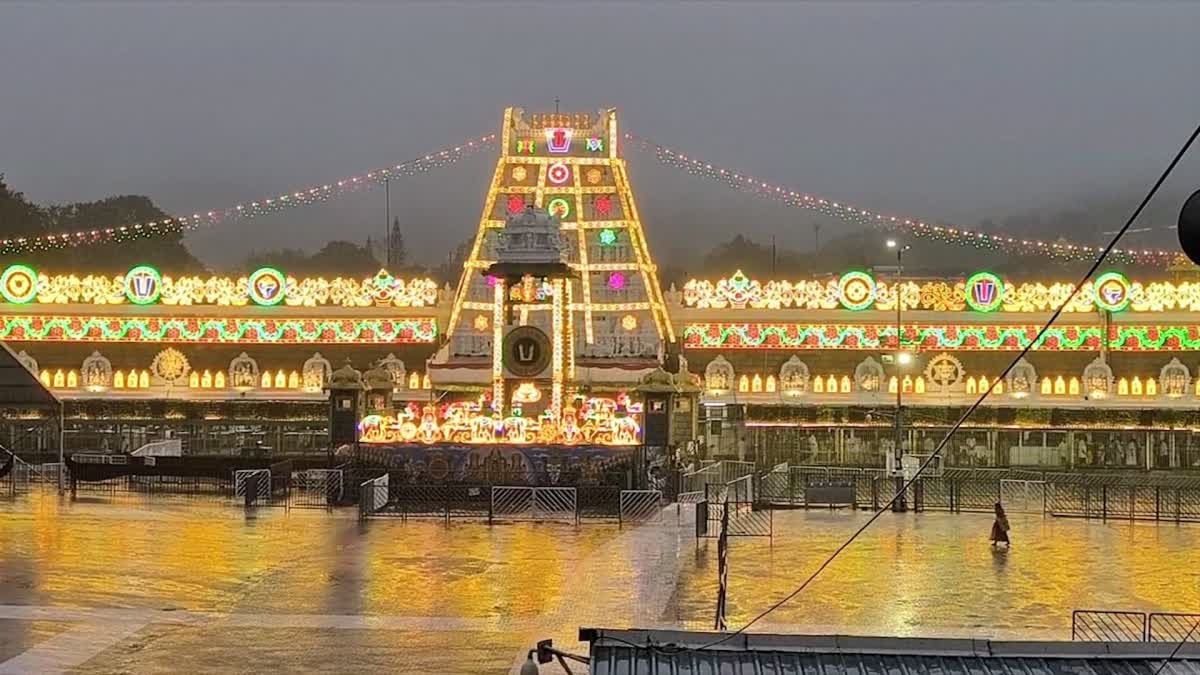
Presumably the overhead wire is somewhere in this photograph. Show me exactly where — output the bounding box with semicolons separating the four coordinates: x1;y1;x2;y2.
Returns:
611;117;1200;658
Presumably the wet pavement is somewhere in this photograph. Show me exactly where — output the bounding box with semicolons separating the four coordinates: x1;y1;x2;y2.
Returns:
1;492;1198;673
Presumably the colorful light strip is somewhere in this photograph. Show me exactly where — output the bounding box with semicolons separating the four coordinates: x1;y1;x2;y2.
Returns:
623;132;1182;266
3;265;440;308
683;323;1200;352
681;271;1200;313
0;135;497;257
0;316;437;344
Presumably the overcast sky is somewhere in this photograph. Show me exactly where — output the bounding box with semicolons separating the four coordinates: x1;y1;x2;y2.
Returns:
3;2;1199;268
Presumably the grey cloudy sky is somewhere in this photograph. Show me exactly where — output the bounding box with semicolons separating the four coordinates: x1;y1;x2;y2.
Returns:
2;2;1199;268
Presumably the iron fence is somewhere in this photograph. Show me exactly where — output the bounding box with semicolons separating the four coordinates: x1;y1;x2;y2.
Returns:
357;479;635;525
619;490;663;525
681;461;754;494
1070;610;1200;643
1149;613;1200;643
1072;610;1148;642
289;469;343;509
578;486;622;521
748;463;1200;522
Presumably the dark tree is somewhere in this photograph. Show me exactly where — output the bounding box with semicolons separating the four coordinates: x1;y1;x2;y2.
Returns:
0;176;206;275
388;217;406;268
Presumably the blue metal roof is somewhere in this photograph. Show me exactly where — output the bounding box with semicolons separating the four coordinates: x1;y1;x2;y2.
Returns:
581;629;1200;675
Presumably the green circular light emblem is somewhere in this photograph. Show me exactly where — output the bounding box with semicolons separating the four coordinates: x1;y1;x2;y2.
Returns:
247;267;286;306
838;270;876;311
123;265;162;305
964;271;1004;312
0;264;38;304
1093;271;1131;312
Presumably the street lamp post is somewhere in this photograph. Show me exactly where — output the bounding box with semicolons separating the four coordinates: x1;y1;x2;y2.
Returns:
887;239;911;512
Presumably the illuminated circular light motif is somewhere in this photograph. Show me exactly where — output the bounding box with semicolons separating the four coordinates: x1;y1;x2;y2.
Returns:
594;195;613;217
247;267;286;306
621;314;638;331
473;314;490;331
506;195;526;214
607;272;626;291
837;271;876;311
546;198;571;220
586;168;603;185
598;228;618;247
1094;271;1131;312
123;265;162;305
0;264;38;304
511;166;528;182
547;162;571;186
964;271;1003;312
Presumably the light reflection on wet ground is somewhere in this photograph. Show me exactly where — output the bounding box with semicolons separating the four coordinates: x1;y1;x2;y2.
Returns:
1;493;1198;672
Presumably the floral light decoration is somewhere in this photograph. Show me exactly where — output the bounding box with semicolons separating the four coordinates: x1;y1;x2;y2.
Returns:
8;268;440;308
357;394;641;446
682;322;1200;352
680;272;1200;313
0;316;437;344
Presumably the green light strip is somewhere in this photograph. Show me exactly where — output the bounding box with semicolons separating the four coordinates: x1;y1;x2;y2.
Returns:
682;323;1200;351
0;316;438;344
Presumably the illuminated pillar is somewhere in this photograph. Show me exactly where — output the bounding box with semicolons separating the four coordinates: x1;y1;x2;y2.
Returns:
493;278;506;415
552;278;565;414
565;279;576;384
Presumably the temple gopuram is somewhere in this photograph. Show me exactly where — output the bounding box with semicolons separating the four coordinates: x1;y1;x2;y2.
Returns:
3;107;1200;473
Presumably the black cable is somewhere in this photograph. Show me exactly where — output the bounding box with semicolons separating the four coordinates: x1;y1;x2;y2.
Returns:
1152;618;1200;675
616;118;1200;658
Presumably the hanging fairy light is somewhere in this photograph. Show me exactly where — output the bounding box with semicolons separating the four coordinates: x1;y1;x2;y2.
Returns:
0;133;498;257
622;131;1183;267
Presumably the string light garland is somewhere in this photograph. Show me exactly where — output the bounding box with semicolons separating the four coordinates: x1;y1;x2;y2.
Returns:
0;315;438;344
681;271;1200;313
683;322;1200;352
3;265;440;308
622;132;1184;267
0;134;497;257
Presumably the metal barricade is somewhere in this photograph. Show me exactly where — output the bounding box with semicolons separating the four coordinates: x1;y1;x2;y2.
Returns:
534;486;578;522
490;486;577;523
1071;610;1147;642
358;473;389;518
619;490;663;525
1149;613;1200;643
291;469;343;509
233;469;271;507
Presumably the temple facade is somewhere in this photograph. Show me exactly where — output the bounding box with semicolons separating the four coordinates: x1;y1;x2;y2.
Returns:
2;107;1200;472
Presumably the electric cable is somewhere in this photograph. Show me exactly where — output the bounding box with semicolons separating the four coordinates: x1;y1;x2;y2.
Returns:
607;118;1200;658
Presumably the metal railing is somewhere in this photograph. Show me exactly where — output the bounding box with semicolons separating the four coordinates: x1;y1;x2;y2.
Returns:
747;463;1200;522
1072;610;1148;642
681;460;754;494
358;481;654;527
1072;610;1200;643
1149;613;1200;643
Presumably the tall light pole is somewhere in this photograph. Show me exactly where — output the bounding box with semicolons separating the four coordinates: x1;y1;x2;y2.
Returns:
887;239;911;512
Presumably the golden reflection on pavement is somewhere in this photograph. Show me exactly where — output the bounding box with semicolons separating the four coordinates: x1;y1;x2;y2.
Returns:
3;492;1200;672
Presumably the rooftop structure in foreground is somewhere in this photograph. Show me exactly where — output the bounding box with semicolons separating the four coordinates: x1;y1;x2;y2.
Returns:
581;628;1200;675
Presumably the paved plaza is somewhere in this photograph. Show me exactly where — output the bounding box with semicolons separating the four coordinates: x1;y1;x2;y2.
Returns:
1;494;1198;673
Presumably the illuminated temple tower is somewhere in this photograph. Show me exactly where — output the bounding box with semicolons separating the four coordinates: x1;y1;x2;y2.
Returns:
431;107;674;394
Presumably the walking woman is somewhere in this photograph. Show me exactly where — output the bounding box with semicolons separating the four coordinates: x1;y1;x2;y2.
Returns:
991;502;1011;547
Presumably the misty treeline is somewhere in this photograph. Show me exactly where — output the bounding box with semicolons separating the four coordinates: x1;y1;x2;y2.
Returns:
0;174;205;274
0;173;1175;282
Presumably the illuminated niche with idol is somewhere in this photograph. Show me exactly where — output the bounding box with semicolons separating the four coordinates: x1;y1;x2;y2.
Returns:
360;204;642;446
